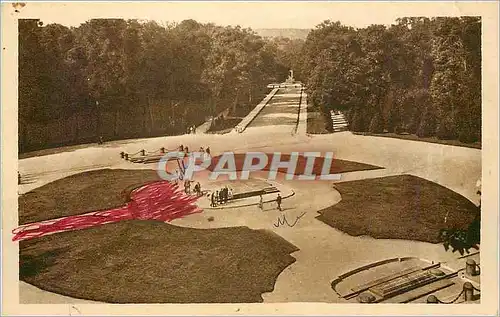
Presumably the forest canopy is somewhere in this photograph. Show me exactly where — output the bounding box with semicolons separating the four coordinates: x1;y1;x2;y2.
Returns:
296;17;481;143
19;19;296;152
18;17;481;152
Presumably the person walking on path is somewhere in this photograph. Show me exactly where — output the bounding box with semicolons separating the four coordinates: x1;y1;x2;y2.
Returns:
219;189;224;205
184;180;191;194
276;194;282;211
194;182;201;197
258;195;263;210
223;187;229;203
210;191;216;207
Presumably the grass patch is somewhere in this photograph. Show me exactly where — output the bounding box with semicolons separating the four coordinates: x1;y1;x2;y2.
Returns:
207;153;382;175
247;88;300;128
330;159;381;173
207;118;242;133
306;105;330;134
352;132;481;149
19;169;162;225
20;159;381;225
19;169;298;302
317;175;479;243
20;220;298;303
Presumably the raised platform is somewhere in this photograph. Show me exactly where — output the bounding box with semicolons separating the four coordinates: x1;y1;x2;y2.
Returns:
332;256;480;304
196;178;294;210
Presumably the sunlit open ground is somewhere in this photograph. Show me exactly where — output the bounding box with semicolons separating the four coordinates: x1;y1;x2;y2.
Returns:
16;87;481;303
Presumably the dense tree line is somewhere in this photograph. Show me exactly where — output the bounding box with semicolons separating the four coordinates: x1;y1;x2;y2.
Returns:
299;17;481;143
19;19;290;152
19;17;482;152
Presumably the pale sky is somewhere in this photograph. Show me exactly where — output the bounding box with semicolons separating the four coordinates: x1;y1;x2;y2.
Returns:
13;1;472;30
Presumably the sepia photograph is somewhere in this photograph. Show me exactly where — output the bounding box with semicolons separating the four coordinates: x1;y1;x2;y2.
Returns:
1;1;498;316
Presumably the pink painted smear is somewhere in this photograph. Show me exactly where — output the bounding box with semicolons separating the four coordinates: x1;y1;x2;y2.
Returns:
12;181;202;242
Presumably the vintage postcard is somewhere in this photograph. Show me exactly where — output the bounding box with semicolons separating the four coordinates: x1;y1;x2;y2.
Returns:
1;1;498;316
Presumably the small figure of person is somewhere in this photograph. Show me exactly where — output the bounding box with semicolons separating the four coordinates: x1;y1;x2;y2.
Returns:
210;191;216;207
219;189;224;204
179;144;184;152
192;125;197;134
18;172;21;185
174;169;181;184
215;191;220;205
258;195;263;210
98;136;104;145
224;186;229;203
476;178;482;208
276;194;282;211
184;180;190;194
195;182;202;197
206;147;211;156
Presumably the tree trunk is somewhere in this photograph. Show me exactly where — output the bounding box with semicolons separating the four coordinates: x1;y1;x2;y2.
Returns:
73;113;79;143
143;103;148;135
232;89;240;115
19;118;27;152
96;105;102;141
114;109;119;138
149;102;154;135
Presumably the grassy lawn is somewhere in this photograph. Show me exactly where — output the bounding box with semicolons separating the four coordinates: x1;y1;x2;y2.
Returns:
20;220;298;303
207;153;382;176
317;175;479;243
18;169;299;303
306;105;330;134
19;169;163;224
20;159;381;225
207;118;242;134
352;132;481;149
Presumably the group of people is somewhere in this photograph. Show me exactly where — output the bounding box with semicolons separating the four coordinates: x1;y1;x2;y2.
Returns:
170;144;213;192
210;186;233;207
187;125;197;134
197;146;211;157
178;144;211;157
183;179;203;197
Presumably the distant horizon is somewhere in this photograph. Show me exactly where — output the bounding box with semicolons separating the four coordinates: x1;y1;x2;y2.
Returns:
38;17;395;31
21;2;422;30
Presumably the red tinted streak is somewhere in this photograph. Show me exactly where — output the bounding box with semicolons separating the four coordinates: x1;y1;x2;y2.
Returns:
12;181;201;242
